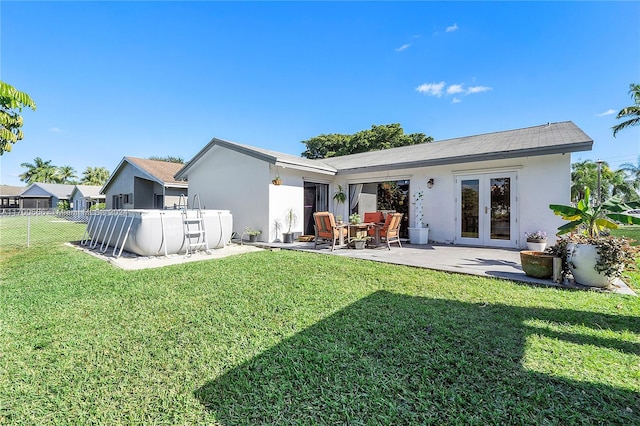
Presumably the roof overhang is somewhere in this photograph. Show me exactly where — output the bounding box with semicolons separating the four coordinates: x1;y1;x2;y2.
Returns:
335;141;593;175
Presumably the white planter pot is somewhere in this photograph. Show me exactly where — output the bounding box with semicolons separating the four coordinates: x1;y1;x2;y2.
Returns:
526;240;547;251
566;243;615;288
408;227;429;244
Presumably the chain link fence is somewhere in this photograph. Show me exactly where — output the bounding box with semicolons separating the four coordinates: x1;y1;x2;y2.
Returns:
0;209;91;249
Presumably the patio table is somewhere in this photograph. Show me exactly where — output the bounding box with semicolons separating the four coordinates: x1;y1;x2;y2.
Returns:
347;222;382;248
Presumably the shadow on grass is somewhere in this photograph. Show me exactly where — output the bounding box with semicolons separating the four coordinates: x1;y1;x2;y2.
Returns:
195;291;639;424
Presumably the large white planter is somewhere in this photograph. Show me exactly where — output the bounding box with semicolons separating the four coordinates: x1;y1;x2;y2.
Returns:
408;227;429;244
526;240;547;251
566;243;615;288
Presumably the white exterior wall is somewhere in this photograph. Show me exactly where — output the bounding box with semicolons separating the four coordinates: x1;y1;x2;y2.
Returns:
186;146;270;239
336;153;572;248
269;174;304;242
183;144;574;248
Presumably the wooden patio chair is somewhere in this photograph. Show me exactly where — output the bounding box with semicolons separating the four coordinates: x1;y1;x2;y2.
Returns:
379;212;403;249
313;211;347;251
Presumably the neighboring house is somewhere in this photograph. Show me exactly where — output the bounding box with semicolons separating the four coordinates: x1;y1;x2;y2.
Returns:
0;185;25;209
19;183;75;209
102;157;188;209
175;121;593;249
70;185;106;211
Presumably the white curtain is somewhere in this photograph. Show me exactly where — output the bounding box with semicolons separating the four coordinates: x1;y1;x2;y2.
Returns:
349;184;363;212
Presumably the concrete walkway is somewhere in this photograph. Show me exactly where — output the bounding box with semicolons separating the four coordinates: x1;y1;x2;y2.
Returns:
253;240;637;296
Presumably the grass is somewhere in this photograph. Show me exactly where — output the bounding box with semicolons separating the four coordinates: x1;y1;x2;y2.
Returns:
0;215;86;249
1;242;639;425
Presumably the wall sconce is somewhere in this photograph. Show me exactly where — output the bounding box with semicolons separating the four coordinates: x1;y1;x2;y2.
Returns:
427;178;434;189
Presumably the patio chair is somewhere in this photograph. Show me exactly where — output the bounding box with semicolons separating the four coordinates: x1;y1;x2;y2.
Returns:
313;211;347;251
379;212;403;249
364;211;384;224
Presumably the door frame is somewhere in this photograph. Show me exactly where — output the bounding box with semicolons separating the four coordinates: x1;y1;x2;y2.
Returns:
455;171;518;248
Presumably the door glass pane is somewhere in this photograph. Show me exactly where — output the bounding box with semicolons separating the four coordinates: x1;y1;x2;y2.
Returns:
490;177;510;240
461;179;479;238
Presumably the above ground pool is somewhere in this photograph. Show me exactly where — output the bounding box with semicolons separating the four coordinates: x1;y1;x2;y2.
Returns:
83;209;233;257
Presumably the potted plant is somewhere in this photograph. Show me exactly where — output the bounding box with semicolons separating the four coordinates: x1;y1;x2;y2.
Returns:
548;187;640;287
349;213;361;224
272;176;282;185
336;215;343;224
350;235;370;250
408;190;429;244
282;208;298;243
525;230;547;251
244;227;261;242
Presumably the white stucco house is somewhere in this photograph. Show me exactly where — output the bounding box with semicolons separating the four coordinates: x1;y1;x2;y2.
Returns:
102;157;188;209
175;121;593;248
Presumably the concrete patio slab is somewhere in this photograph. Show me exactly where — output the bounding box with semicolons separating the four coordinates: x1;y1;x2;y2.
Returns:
252;240;637;296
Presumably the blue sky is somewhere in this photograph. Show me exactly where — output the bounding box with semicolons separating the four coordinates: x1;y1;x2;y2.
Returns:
1;1;639;186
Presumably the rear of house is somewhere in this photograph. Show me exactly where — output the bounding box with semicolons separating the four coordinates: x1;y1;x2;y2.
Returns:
176;122;593;248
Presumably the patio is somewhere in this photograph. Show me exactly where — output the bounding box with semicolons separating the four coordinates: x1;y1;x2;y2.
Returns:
252;240;637;296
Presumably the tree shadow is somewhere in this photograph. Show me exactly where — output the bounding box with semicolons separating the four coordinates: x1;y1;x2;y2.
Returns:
195;291;639;424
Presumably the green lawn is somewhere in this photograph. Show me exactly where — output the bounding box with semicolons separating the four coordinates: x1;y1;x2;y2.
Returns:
1;243;638;425
0;214;86;249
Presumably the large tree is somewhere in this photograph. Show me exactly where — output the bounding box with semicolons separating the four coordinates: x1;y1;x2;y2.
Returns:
19;157;58;184
81;166;111;186
301;123;433;159
148;155;184;163
612;83;640;137
57;165;78;184
0;81;36;155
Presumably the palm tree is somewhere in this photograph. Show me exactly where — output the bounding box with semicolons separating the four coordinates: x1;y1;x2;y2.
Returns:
56;165;77;184
609;168;639;202
620;156;640;184
19;157;58;184
81;166;110;186
0;81;36;154
612;83;640;137
570;160;600;201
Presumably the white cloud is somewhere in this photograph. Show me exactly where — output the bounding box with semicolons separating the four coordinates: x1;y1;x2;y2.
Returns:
446;23;458;32
49;127;61;133
452;98;462;104
395;44;411;52
596;109;617;117
416;82;445;97
447;84;465;95
467;86;492;94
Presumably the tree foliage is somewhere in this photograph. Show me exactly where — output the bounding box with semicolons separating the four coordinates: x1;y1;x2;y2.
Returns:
612;83;640;137
19;157;58;184
571;159;639;203
148;155;184;164
301;124;433;159
19;158;109;186
0;81;36;155
81;166;111;186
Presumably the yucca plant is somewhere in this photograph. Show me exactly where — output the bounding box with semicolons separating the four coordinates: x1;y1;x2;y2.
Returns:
549;187;640;237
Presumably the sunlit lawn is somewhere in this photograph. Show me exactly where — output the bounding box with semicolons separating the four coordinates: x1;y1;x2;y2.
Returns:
1;242;638;425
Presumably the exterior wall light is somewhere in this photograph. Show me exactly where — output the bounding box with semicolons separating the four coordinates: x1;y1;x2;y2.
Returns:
427;178;434;189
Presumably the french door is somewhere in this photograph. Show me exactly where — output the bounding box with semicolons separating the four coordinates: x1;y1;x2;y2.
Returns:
456;172;517;247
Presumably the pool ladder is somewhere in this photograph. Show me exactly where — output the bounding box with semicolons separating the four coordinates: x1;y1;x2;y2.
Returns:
180;194;210;256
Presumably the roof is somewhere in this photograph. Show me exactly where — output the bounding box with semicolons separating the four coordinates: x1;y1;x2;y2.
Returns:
0;185;25;197
177;121;593;179
103;157;188;192
175;138;337;180
20;183;75;199
320;121;593;174
70;185;105;199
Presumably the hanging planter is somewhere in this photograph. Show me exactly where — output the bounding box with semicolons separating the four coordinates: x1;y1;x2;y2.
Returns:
272;176;282;185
